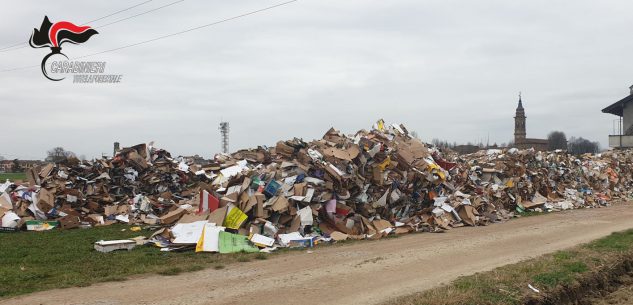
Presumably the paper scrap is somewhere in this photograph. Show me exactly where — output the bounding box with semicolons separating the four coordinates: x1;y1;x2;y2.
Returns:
223;205;248;229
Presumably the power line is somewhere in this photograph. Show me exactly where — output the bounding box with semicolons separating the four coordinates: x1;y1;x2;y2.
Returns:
0;0;155;52
81;0;154;25
91;0;184;29
73;0;299;60
0;62;37;72
1;0;299;72
0;44;27;53
0;0;176;55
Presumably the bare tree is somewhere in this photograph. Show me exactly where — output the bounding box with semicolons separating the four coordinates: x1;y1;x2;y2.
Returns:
431;138;447;148
568;137;600;155
547;131;568;150
46;147;76;163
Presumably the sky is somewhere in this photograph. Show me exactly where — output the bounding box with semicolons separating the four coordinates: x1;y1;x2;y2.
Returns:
0;0;631;160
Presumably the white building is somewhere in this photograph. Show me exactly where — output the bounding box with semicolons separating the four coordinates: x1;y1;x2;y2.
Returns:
602;85;633;148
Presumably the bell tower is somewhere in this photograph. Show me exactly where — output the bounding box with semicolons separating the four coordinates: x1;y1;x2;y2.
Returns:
514;93;526;144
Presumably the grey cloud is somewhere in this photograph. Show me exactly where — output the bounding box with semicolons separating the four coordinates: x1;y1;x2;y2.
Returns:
1;0;631;159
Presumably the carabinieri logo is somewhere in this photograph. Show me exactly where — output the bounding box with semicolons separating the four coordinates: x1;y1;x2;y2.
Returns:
29;16;99;81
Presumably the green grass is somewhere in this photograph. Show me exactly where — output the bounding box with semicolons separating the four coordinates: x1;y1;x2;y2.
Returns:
385;229;633;305
553;250;577;261
452;275;519;304
0;224;270;298
0;172;26;182
588;230;633;252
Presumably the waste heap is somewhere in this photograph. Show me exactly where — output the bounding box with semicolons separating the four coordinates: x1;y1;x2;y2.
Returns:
1;120;631;252
457;148;633;214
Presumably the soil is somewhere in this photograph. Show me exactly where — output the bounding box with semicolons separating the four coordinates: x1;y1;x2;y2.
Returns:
4;203;633;305
526;256;633;305
588;273;633;305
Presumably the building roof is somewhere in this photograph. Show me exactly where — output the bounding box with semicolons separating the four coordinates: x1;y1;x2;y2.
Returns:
516;97;524;110
602;94;633;117
521;138;548;144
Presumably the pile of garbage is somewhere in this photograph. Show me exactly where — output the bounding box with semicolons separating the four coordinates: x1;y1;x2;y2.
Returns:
1;120;631;253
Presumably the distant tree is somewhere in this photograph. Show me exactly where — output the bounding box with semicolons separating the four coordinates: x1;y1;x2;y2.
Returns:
46;147;76;163
0;155;4;161
410;131;420;139
431;138;451;149
11;159;21;172
568;137;600;155
547;131;567;150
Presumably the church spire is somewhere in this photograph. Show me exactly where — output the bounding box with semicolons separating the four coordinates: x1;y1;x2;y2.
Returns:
517;92;524;110
514;92;526;143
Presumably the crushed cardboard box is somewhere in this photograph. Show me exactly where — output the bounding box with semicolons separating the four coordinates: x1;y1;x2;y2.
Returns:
1;120;632;253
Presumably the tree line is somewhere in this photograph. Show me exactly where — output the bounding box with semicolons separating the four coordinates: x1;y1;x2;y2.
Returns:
427;131;600;155
547;131;600;154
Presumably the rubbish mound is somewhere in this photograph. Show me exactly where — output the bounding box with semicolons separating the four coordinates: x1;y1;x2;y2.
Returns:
1;120;631;253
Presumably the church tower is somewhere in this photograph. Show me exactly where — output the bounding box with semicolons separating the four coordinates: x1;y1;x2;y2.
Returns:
514;94;526;144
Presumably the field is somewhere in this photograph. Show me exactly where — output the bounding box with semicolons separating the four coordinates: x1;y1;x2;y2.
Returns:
0;172;26;182
0;224;269;298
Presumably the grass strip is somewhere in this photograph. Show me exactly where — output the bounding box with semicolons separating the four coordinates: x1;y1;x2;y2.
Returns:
385;229;633;305
0;224;274;298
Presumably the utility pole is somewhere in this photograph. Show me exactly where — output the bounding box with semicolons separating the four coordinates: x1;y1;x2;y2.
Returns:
219;122;230;154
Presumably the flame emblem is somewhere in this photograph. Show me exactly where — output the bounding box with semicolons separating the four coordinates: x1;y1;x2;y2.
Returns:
29;16;98;81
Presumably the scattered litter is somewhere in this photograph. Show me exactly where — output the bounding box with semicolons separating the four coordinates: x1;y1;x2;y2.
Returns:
528;283;540;293
25;220;59;231
94;240;137;253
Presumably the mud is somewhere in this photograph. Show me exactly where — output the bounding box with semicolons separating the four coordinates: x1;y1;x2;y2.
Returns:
525;256;633;305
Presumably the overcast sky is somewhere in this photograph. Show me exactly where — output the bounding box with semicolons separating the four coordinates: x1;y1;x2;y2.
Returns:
1;0;631;160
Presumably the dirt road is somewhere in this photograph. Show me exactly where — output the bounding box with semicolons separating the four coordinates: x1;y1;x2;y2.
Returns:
4;203;633;305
